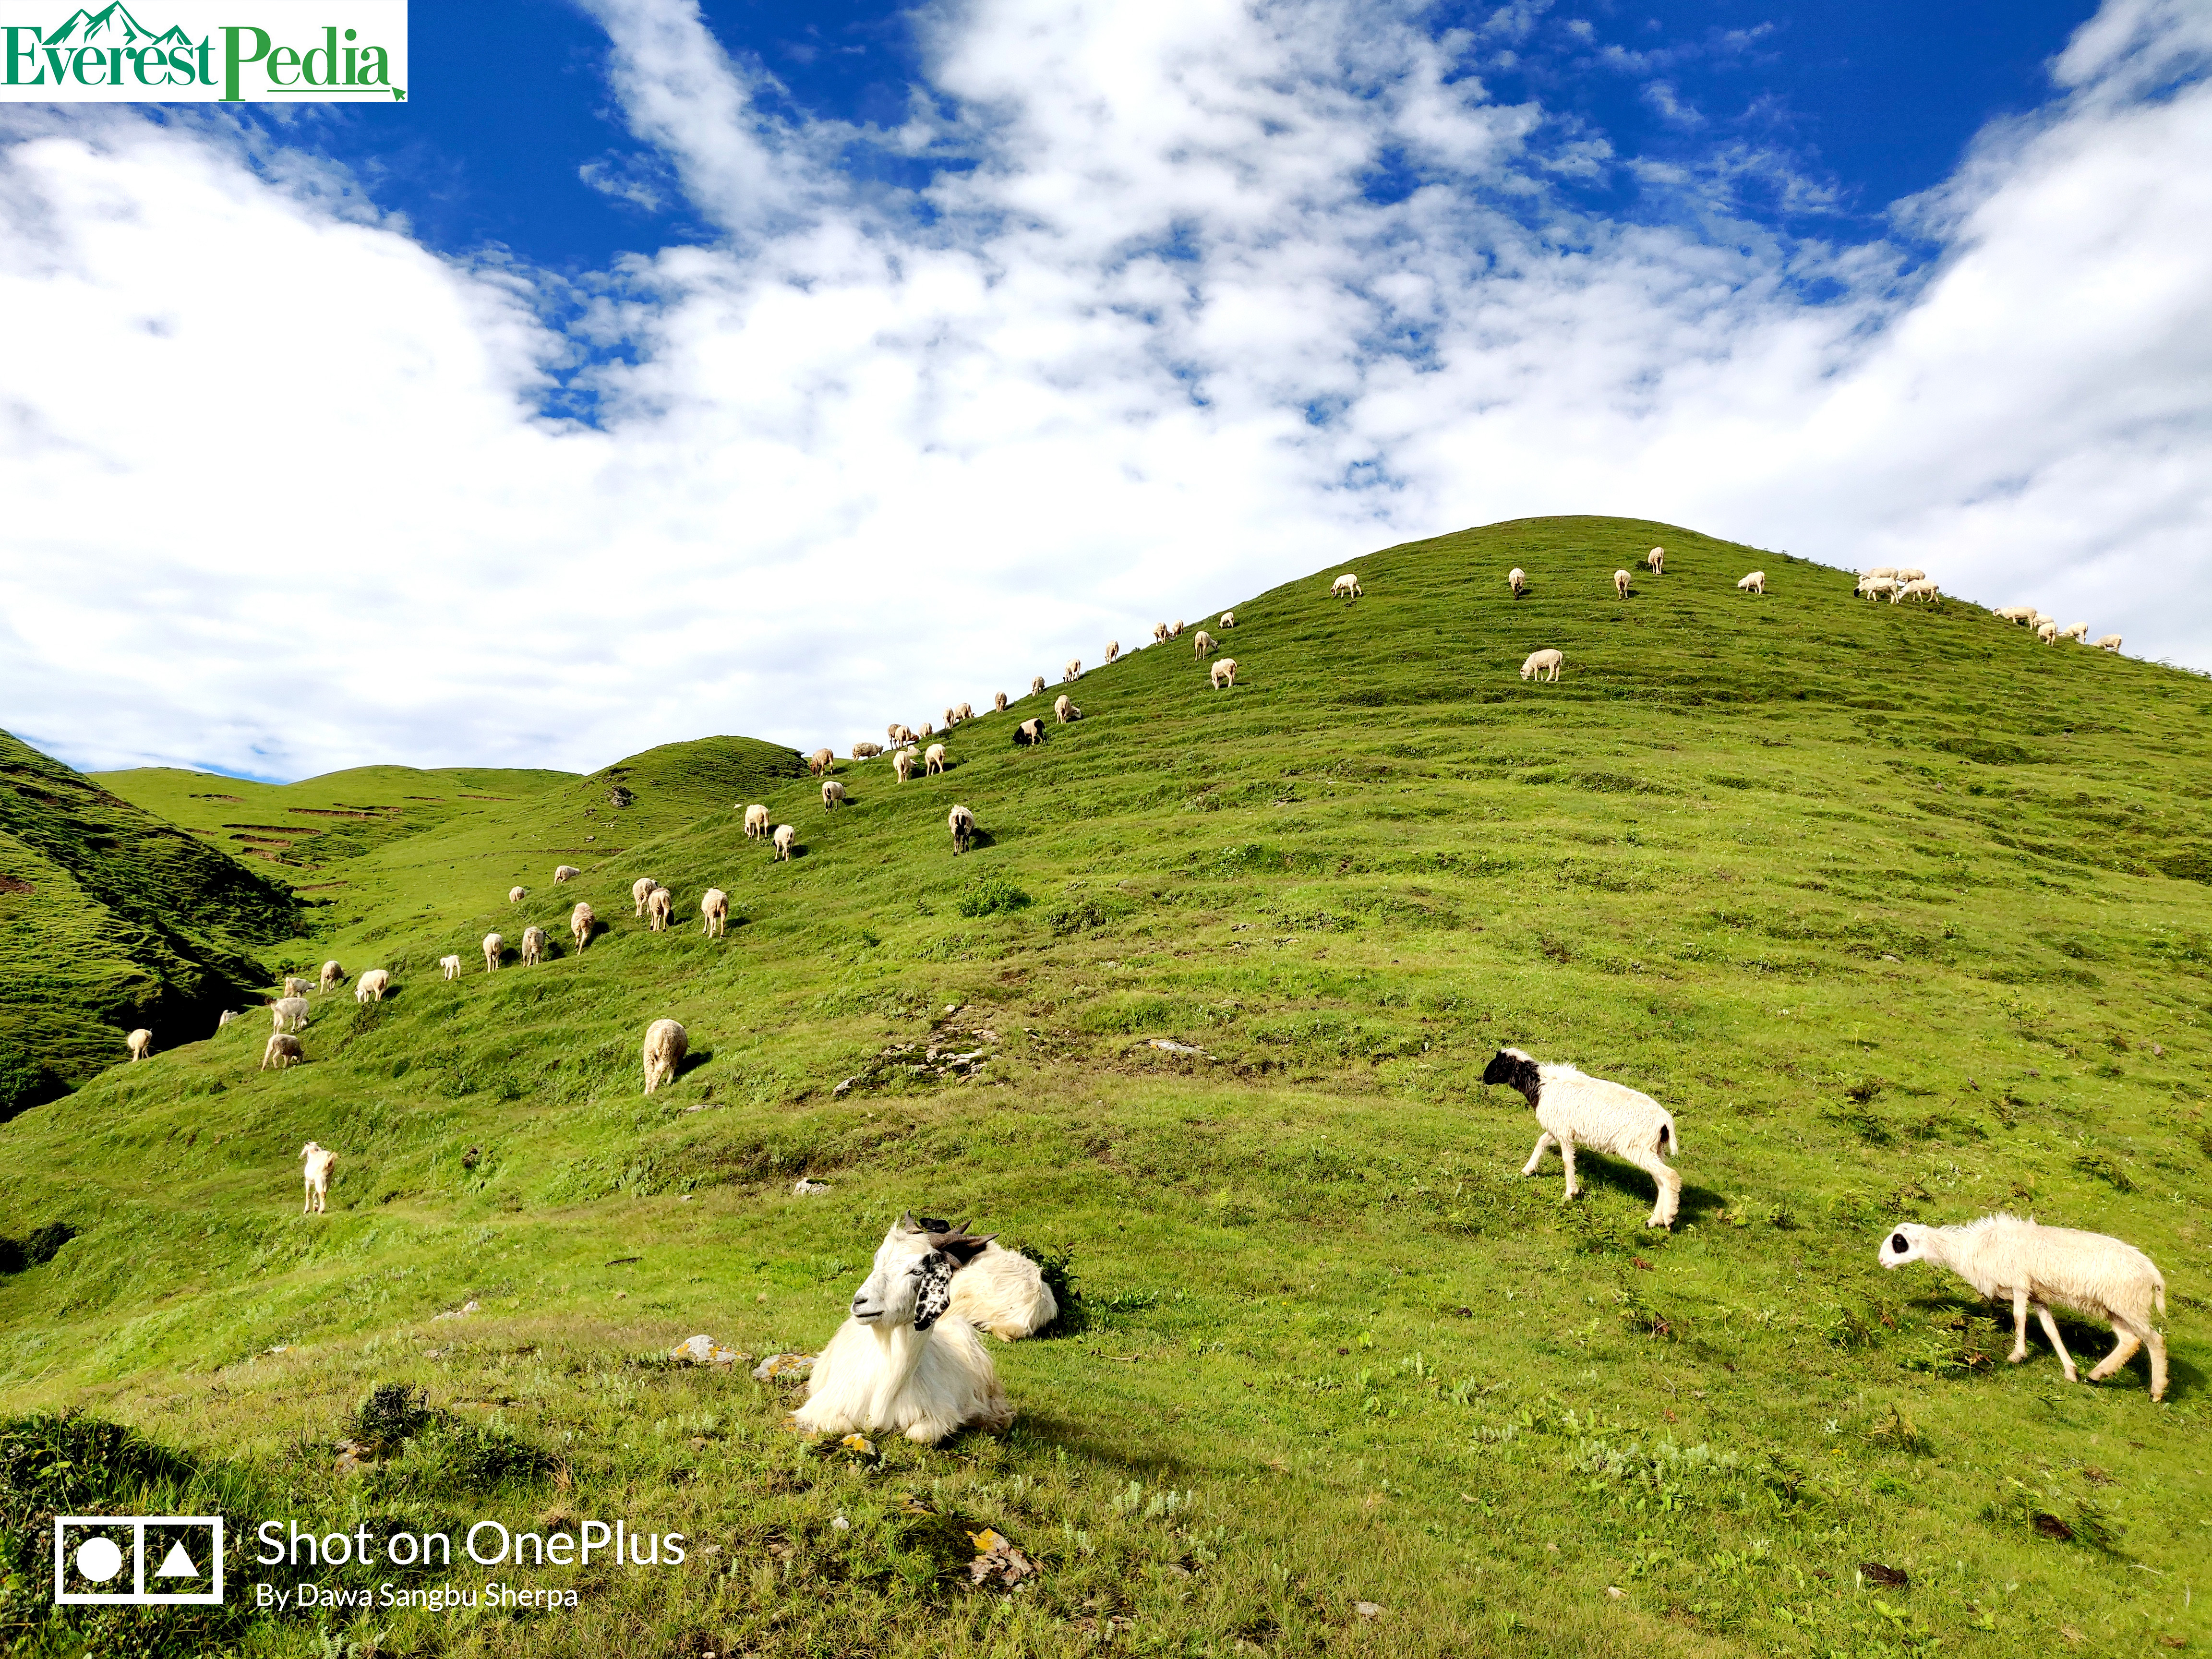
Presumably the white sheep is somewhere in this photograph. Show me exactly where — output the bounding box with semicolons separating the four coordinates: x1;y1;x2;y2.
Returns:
2031;611;2056;630
1482;1046;1681;1227
1894;579;1941;604
271;996;311;1034
1864;565;1899;580
949;1242;1060;1341
949;804;975;854
127;1028;153;1061
773;824;796;861
521;926;548;965
1994;606;2037;624
1169;619;1185;638
218;1009;240;1028
701;888;729;938
808;747;834;776
1151;623;1169;644
1192;629;1216;658
283;975;313;999
894;748;917;782
1613;568;1631;599
1520;649;1563;682
299;1141;335;1213
632;876;661;916
1879;1215;2168;1400
319;960;344;992
1331;573;1362;600
1859;576;1899;601
554;864;581;883
1064;659;1082;683
955;701;975;723
1054;695;1081;723
2094;634;2122;651
1508;567;1527;596
943;707;956;729
1893;566;1926;583
1016;718;1046;745
440;953;463;981
481;932;504;972
1219;611;1236;629
2037;621;2060;644
790;1216;1012;1444
1210;658;1237;689
642;1018;687;1094
1030;675;1047;697
570;902;596;951
1646;547;1664;574
744;804;770;839
823;779;847;810
509;885;527;903
853;740;884;760
993;692;1009;712
647;886;675;930
2061;622;2090;642
263;1032;303;1072
926;743;948;774
1737;571;1766;594
355;968;391;1004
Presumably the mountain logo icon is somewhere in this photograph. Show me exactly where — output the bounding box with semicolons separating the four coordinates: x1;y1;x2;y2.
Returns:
38;4;190;48
155;1539;199;1577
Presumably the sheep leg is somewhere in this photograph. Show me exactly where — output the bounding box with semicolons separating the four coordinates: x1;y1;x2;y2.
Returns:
1625;1147;1680;1227
2087;1319;2143;1384
2007;1287;2031;1363
2141;1321;2168;1402
1556;1138;1579;1202
1520;1131;1557;1178
2032;1303;2080;1382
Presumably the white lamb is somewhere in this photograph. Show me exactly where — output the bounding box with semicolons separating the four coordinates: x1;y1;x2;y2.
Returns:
554;865;581;883
647;886;675;930
271;996;311;1033
948;804;975;854
1218;611;1236;629
1210;658;1237;689
1520;649;1563;682
1482;1046;1681;1227
894;748;917;782
509;886;527;903
1646;547;1663;574
127;1028;153;1061
773;824;796;861
1508;567;1527;596
823;780;847;809
701;888;729;938
1613;568;1631;599
300;1141;336;1213
632;876;660;916
744;804;770;839
521;926;548;965
319;960;344;992
354;968;390;1003
1054;695;1080;723
440;953;463;981
570;902;596;952
1331;573;1362;599
2094;634;2122;651
263;1032;304;1072
1879;1215;2167;1400
790;1217;1012;1444
642;1018;687;1095
1737;571;1766;594
1192;630;1215;658
926;743;948;774
481;933;504;971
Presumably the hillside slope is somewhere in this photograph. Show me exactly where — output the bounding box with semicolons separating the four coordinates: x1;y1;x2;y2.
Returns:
2;516;2210;1658
0;731;303;1116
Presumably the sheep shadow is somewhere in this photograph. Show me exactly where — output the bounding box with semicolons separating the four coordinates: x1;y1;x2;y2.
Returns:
675;1047;712;1080
959;828;1000;853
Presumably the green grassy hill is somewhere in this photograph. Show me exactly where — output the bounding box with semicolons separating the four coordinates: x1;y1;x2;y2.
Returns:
3;515;2211;1658
0;733;305;1116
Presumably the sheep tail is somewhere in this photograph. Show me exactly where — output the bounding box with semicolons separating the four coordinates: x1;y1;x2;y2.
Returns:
1658;1115;1680;1158
2154;1274;2166;1317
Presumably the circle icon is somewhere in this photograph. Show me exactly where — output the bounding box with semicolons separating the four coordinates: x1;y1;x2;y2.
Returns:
75;1536;125;1583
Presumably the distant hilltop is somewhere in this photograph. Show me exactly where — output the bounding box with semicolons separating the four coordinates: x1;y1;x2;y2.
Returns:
38;4;191;48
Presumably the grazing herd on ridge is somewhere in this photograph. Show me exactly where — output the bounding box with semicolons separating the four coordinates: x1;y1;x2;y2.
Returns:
113;542;2170;1440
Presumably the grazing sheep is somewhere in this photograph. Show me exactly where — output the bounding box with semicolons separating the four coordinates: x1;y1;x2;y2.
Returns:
521;926;549;965
744;804;771;839
319;960;344;992
790;1216;1011;1444
1613;568;1631;599
554;865;581;882
440;953;463;980
921;721;934;738
1064;659;1082;683
481;933;504;971
1016;718;1046;746
354;968;391;1004
1054;695;1081;723
1482;1046;1681;1227
1646;547;1664;574
773;824;796;861
299;1142;336;1212
283;975;313;999
632;876;661;916
1994;605;2037;624
948;805;975;854
127;1028;152;1061
701;888;729;938
853;741;884;760
1210;658;1238;689
823;779;848;810
1737;571;1766;594
1508;567;1527;596
2037;621;2060;644
1331;573;1362;600
1894;579;1941;604
2095;634;2123;651
926;743;948;774
1151;623;1169;644
570;902;596;952
943;707;956;730
2061;622;2090;642
263;1032;304;1072
894;748;917;782
1105;641;1120;664
1520;649;1563;682
888;722;916;746
808;748;834;776
642;1018;687;1094
1169;620;1185;638
1029;675;1046;697
509;885;527;903
218;1009;240;1028
1219;611;1236;629
1858;576;1899;601
1192;629;1216;657
647;886;675;930
1893;566;1926;583
993;692;1008;712
271;996;311;1033
1864;565;1899;580
2031;611;2056;631
1879;1215;2168;1400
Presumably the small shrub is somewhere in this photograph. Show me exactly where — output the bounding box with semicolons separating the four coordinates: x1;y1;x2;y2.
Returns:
355;1383;433;1452
1865;1403;1930;1455
2072;1151;2133;1192
955;878;1032;918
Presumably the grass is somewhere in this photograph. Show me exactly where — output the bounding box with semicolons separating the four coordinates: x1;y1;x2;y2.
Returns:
2;513;2211;1656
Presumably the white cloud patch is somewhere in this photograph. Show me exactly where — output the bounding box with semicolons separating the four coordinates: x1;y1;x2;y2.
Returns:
0;0;2208;779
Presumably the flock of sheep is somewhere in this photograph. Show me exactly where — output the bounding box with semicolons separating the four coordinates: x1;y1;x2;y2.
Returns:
123;546;2170;1447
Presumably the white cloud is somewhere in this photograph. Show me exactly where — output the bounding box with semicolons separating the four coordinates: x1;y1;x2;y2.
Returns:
1;0;2208;780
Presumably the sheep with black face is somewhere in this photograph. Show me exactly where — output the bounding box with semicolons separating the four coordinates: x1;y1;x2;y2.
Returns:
790;1215;1012;1443
1481;1046;1682;1227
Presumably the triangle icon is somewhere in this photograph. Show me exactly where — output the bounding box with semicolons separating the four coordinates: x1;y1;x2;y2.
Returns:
156;1539;199;1578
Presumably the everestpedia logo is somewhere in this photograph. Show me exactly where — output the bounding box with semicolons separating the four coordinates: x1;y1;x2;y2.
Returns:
0;1;408;101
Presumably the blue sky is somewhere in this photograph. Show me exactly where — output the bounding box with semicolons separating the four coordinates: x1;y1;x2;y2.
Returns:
1;0;2207;780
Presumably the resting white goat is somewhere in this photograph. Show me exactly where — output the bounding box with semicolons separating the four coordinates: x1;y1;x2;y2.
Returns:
1482;1046;1681;1227
440;953;463;981
744;804;770;839
521;926;548;966
354;968;391;1003
300;1141;336;1213
790;1217;1011;1444
642;1018;686;1094
701;888;729;938
1879;1215;2167;1400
